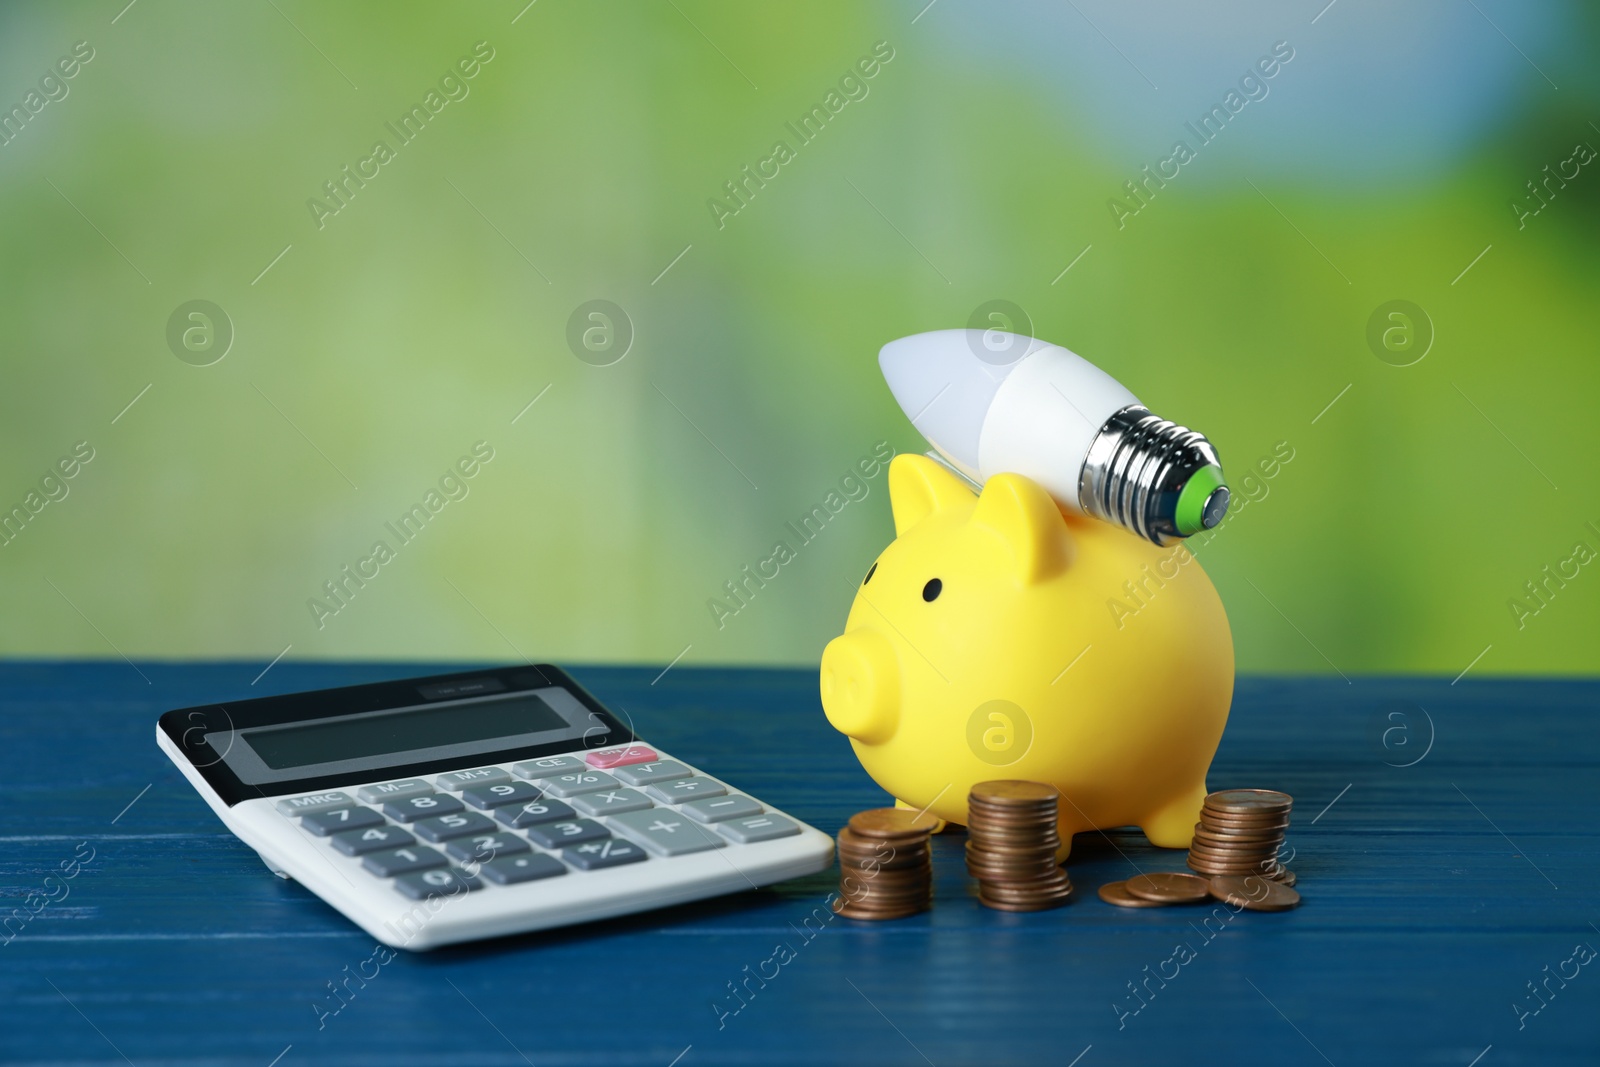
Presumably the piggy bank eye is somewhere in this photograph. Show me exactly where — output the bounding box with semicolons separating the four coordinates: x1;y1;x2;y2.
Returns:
863;562;878;585
922;578;942;602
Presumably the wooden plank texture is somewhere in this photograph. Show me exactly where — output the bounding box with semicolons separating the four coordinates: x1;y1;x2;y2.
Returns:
0;661;1595;1065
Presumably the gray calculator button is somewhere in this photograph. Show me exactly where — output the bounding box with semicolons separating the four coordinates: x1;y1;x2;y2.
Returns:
479;853;566;885
444;832;530;865
412;811;497;843
612;761;692;787
274;792;354;816
382;793;465;822
680;794;762;824
524;819;610;849
570;788;654;817
608;810;725;856
716;813;801;844
355;779;433;804
361;845;447;877
538;770;620;797
460;780;543;810
495;798;576;828
644;777;727;804
300;806;385;836
512;755;587;779
393;868;481;900
435;767;512;791
562;837;648;870
330;824;415;856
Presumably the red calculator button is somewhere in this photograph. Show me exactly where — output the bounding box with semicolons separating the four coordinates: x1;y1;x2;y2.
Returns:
585;745;658;769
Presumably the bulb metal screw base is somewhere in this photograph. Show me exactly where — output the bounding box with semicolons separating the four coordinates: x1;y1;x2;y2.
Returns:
1079;406;1229;546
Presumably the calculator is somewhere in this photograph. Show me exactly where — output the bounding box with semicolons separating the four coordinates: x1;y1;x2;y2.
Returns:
157;665;834;950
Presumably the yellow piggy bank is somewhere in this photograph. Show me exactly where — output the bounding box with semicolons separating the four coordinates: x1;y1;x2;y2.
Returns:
819;454;1234;858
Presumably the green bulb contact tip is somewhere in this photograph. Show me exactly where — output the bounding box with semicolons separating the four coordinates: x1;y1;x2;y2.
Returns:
1175;464;1229;536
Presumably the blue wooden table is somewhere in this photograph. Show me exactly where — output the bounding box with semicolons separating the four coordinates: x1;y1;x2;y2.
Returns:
2;662;1596;1066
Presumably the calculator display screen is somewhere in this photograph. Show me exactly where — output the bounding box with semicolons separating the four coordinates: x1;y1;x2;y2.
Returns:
199;682;614;789
240;694;569;770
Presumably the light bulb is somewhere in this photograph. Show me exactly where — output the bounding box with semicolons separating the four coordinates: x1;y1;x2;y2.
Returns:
878;329;1229;545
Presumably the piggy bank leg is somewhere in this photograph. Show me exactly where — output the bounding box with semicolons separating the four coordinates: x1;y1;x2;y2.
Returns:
1138;785;1208;850
893;798;948;833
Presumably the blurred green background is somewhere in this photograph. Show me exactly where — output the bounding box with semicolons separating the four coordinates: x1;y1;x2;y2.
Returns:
1;0;1595;674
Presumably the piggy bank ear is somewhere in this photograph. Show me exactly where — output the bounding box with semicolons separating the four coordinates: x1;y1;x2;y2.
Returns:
889;454;975;535
969;472;1075;583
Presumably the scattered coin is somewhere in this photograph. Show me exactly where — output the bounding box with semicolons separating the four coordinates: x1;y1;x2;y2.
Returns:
1208;874;1302;912
1125;872;1211;904
1098;880;1166;908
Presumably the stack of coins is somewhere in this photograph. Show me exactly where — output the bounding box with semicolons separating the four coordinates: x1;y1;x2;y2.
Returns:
966;781;1074;911
1187;789;1294;884
833;808;937;920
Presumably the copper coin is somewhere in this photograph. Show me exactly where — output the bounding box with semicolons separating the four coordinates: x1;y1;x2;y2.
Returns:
838;827;931;851
1193;823;1286;841
1205;789;1293;815
1188;836;1279;851
1203;819;1286;831
833;902;927;920
1187;858;1266;875
848;808;941;840
1124;872;1211;904
970;781;1058;805
1188;849;1279;867
980;884;1074;905
1208;874;1301;911
979;894;1068;912
968;799;1057;815
1097;880;1165;908
966;842;1058;858
979;876;1068;902
1187;856;1275;872
1270;869;1297;887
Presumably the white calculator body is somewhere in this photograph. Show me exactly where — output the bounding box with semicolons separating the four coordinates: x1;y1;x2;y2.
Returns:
157;666;834;950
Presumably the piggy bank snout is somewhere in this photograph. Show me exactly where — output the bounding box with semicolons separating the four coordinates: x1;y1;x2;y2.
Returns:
820;629;900;744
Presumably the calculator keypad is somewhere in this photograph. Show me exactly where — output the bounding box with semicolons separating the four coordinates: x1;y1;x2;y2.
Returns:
279;751;798;902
